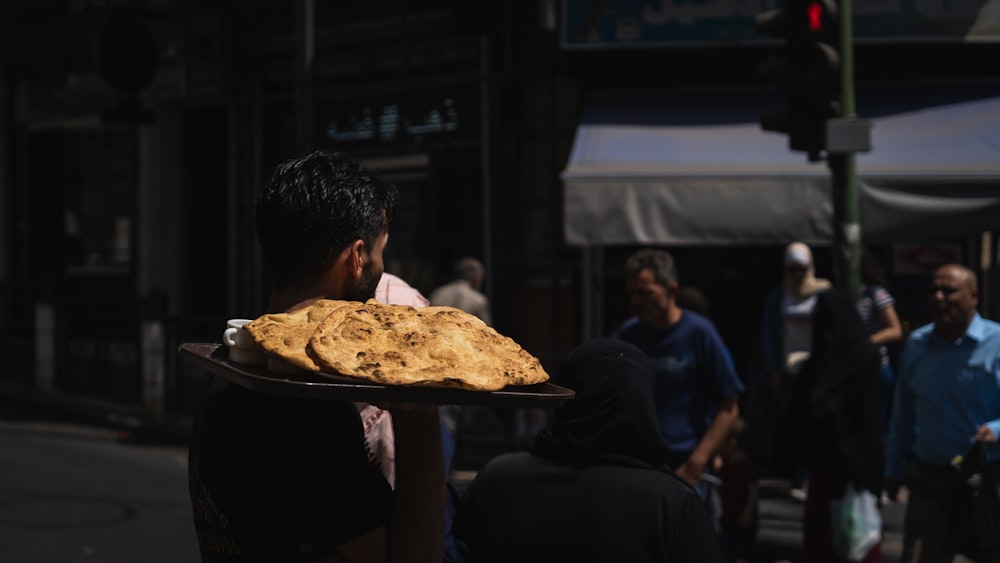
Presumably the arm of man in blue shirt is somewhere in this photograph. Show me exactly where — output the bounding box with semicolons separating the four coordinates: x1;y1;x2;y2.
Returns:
677;394;740;485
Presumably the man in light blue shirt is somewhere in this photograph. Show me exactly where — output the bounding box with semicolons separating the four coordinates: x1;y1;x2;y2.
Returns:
884;263;1000;562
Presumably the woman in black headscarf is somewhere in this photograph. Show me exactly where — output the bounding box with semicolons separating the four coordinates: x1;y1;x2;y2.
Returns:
794;289;884;563
453;338;723;563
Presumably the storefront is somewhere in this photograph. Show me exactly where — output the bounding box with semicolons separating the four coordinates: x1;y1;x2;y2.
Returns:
562;82;1000;345
0;4;500;419
2;1;998;422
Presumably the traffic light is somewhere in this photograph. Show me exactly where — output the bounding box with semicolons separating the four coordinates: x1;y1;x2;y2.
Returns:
756;0;842;161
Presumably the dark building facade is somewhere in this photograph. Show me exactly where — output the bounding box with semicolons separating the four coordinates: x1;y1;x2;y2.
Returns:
1;0;998;418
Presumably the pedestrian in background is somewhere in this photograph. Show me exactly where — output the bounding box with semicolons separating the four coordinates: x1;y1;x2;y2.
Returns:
454;338;724;563
365;272;433;485
616;248;745;527
371;271;465;563
716;417;758;563
884;263;1000;563
375;271;430;309
795;288;883;563
757;241;831;501
430;257;492;326
677;285;710;317
431;256;546;451
856;247;903;439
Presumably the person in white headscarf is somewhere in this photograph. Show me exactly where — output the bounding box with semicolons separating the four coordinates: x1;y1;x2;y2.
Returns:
756;242;831;500
775;242;832;377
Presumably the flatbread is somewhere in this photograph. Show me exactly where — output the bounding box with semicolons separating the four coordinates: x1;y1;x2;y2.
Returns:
245;298;548;391
244;299;358;372
308;301;549;391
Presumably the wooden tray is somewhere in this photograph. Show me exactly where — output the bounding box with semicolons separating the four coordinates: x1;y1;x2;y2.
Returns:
178;342;574;407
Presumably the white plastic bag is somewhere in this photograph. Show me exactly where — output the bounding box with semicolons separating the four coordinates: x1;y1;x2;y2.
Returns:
830;482;881;561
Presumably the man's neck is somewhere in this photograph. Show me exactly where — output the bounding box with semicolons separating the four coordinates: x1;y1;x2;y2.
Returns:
934;313;975;343
646;306;683;331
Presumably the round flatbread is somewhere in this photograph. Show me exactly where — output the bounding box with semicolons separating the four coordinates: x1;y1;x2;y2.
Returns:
308;301;548;391
244;299;359;372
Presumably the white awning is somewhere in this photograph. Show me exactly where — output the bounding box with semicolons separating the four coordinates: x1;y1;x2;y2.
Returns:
562;84;1000;246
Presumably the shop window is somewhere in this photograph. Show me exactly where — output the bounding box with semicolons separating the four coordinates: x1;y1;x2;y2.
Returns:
60;126;136;275
25;124;141;403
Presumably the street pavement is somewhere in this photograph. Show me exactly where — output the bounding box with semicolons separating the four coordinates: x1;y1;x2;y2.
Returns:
754;478;907;563
0;398;197;562
0;388;911;563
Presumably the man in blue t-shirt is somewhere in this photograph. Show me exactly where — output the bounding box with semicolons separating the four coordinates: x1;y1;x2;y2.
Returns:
617;250;745;508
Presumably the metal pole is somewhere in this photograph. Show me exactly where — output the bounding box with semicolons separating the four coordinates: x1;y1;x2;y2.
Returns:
295;0;315;154
830;0;860;301
480;35;493;305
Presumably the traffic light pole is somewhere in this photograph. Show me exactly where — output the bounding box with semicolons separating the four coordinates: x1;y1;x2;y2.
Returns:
829;0;860;301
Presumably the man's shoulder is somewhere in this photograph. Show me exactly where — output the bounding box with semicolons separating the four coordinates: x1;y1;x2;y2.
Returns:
973;316;1000;353
429;280;461;299
462;284;489;302
617;313;718;338
678;310;726;340
204;385;359;427
376;273;429;307
977;315;1000;335
680;309;713;328
907;322;936;342
614;317;644;340
475;452;541;481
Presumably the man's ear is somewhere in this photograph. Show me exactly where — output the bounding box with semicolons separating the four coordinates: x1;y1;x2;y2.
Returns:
343;239;367;283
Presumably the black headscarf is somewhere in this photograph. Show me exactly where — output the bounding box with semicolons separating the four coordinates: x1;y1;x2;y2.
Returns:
531;338;670;470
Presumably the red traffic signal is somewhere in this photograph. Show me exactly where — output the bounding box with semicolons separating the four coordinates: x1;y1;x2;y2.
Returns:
807;1;824;31
756;0;843;160
802;0;839;39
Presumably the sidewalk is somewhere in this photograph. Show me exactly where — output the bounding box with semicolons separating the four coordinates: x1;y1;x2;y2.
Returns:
1;377;910;563
0;378;194;445
755;477;907;563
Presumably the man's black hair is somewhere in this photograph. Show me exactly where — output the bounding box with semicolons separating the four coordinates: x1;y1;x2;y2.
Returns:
256;150;399;289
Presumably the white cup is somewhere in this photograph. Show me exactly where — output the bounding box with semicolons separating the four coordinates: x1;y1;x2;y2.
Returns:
222;318;267;365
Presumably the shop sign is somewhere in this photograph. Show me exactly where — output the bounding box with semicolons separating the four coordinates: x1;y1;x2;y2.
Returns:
562;0;1000;48
892;242;963;275
316;87;480;153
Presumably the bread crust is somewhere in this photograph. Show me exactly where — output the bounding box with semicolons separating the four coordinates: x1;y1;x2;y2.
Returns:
245;299;549;391
245;299;358;372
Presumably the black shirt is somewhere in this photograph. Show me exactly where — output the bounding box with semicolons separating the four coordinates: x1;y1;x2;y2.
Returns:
188;378;392;561
455;452;723;563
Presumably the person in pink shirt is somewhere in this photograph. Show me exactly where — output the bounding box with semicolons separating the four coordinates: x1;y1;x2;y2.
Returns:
375;272;430;309
369;271;465;562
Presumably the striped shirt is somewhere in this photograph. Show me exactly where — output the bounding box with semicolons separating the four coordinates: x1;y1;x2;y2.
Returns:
857;284;895;367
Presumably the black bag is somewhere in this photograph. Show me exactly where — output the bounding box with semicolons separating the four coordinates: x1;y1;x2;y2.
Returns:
952;441;1000;562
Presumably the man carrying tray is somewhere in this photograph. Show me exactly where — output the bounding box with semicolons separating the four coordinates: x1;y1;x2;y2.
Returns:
187;150;445;563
